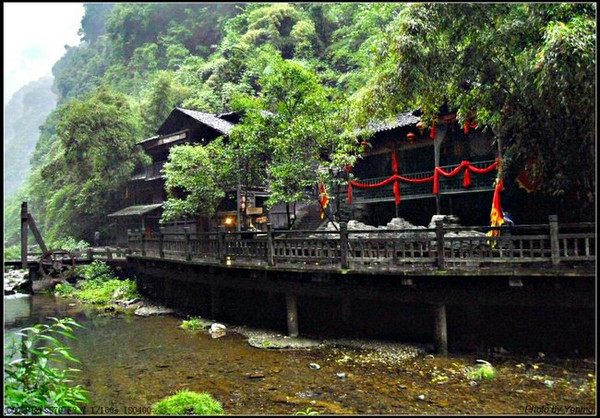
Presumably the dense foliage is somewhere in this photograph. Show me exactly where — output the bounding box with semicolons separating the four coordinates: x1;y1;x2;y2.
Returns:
4;3;595;245
4;317;88;414
351;3;596;220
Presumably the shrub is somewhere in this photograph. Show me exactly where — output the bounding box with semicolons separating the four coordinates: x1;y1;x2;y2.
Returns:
49;237;90;252
180;317;205;331
78;260;114;283
4;317;89;414
55;283;76;297
152;390;224;415
76;279;140;304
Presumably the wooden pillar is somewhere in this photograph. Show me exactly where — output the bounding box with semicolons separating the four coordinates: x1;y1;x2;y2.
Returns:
184;227;191;261
549;215;560;266
435;219;445;269
159;227;165;258
20;202;28;269
286;294;299;337
339;221;348;269
266;223;274;266
218;226;226;264
433;124;447;214
140;228;146;257
433;304;448;355
211;286;221;318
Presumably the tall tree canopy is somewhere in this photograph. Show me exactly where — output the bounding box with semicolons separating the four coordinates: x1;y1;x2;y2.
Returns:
27;87;148;242
351;3;595;220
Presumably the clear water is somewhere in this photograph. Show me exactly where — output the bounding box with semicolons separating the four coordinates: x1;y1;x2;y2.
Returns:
4;294;596;415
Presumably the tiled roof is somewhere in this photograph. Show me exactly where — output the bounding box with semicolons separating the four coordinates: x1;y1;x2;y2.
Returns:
107;203;163;217
367;112;420;133
176;107;235;135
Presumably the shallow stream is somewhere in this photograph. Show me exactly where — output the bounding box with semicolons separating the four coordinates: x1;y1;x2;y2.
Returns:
4;294;596;415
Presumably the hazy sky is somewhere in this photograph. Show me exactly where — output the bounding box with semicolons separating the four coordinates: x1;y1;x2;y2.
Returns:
3;2;85;104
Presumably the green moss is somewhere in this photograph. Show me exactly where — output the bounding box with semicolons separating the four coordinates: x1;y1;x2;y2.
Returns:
180;317;205;331
152;390;224;415
468;361;497;380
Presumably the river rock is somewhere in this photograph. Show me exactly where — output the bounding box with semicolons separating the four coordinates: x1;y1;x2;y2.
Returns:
4;269;32;295
134;304;175;317
210;323;226;338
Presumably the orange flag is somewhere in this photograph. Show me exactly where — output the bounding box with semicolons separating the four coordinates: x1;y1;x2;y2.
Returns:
486;177;505;247
319;181;329;219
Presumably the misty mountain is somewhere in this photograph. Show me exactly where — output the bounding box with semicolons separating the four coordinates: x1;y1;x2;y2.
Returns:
4;76;57;198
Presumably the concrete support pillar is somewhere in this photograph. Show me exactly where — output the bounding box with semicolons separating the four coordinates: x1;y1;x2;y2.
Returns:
341;294;352;331
164;279;173;306
286;294;299;337
433;304;448;355
211;286;221;318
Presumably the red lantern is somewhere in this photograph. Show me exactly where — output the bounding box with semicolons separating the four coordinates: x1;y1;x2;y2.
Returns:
406;132;416;143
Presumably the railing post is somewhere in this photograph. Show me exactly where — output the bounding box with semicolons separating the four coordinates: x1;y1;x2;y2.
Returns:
140;228;146;257
340;221;349;269
549;215;560;266
159;227;165;259
126;229;132;255
183;227;191;261
106;246;112;260
218;226;226;265
266;223;274;266
435;220;445;268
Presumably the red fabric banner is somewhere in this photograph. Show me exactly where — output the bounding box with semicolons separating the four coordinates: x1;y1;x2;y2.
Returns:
393;180;400;205
345;160;499;204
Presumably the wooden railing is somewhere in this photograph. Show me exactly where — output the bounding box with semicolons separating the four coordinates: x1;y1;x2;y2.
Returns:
126;216;595;274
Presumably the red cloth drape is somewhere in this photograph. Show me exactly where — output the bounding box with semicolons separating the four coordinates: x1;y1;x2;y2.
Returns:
345;160;499;204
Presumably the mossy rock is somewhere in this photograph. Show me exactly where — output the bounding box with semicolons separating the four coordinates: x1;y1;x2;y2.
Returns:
152;390;224;415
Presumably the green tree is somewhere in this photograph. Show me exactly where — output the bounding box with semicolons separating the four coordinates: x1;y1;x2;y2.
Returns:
139;70;191;136
28;86;147;242
161;139;231;222
351;3;595;221
231;56;357;227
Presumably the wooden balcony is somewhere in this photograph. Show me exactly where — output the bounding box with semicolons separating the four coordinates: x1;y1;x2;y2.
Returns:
351;159;497;203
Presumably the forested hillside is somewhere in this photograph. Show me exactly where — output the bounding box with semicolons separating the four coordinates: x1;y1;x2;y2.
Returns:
4;3;595;249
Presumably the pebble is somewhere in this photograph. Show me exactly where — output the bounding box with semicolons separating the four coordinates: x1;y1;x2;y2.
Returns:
309;363;321;370
336;372;347;379
417;394;426;401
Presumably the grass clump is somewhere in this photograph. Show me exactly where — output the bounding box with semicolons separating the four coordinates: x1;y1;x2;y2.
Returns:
152;390;224;415
55;261;140;305
180;317;205;331
468;360;497;380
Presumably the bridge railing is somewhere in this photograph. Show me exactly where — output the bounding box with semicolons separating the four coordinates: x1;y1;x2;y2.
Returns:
126;216;595;272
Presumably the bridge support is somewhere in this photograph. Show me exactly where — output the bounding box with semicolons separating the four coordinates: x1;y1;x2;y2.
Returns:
433;303;448;355
286;294;299;337
341;294;352;331
211;286;221;318
164;279;173;306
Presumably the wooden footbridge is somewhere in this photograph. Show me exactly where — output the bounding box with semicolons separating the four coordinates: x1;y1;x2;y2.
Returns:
5;202;595;354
